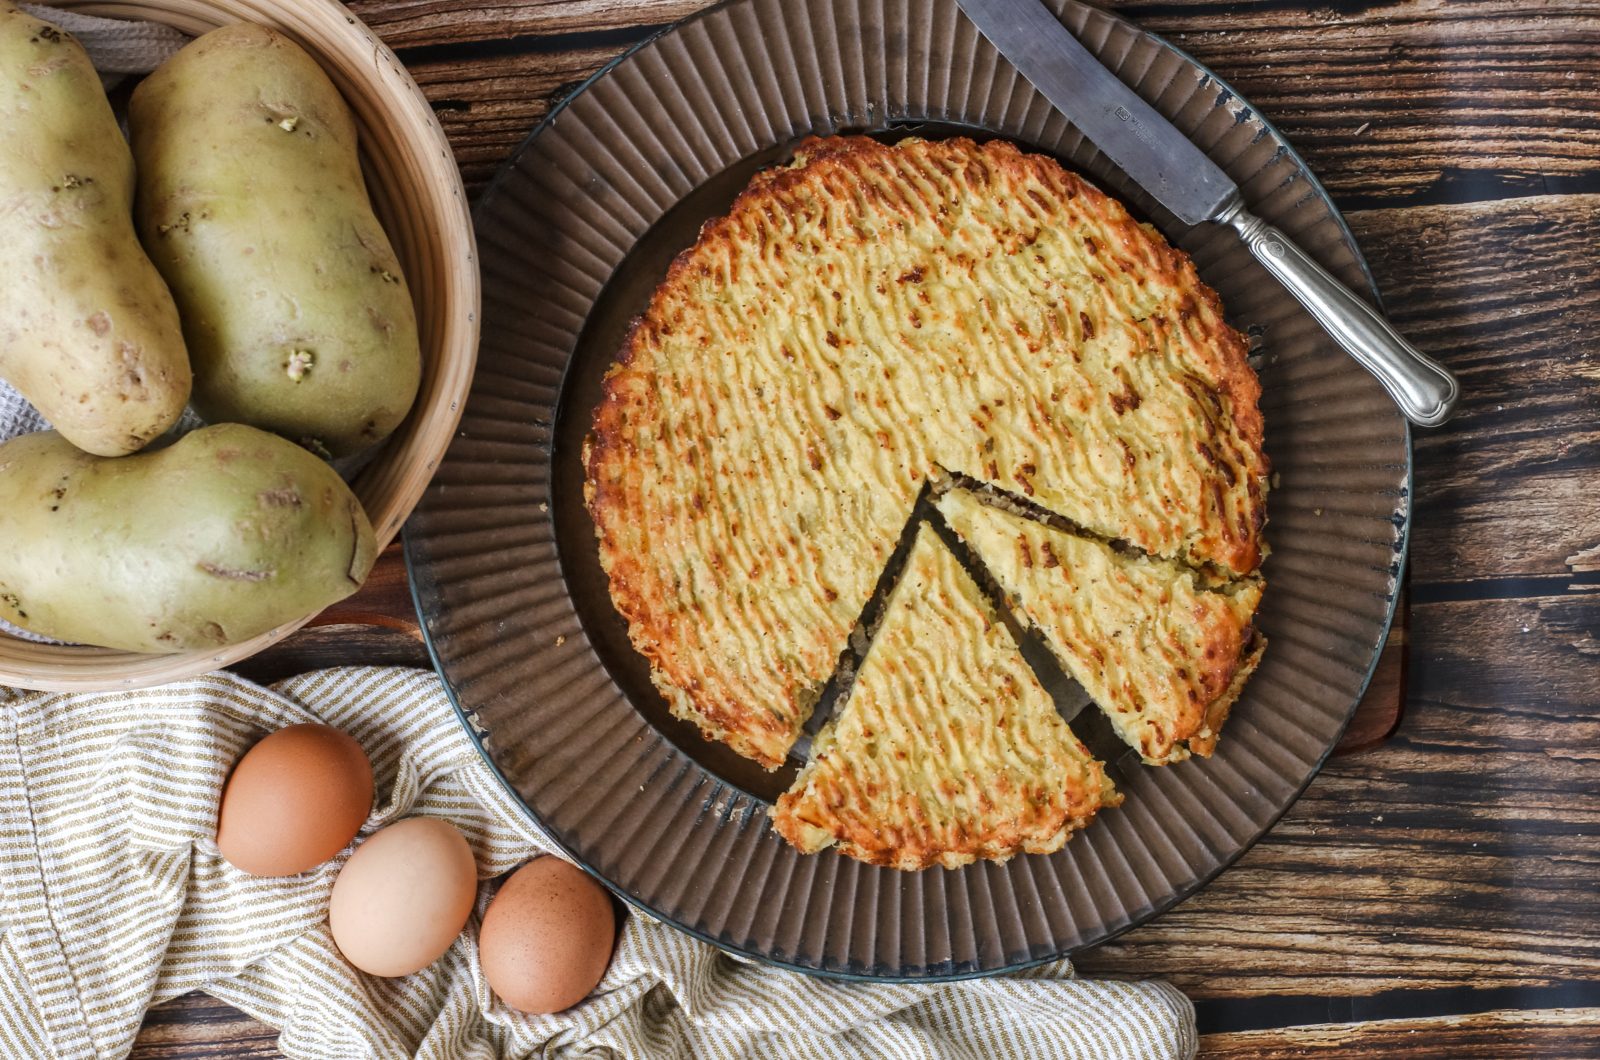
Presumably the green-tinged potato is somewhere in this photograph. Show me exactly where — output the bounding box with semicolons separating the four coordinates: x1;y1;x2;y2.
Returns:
0;6;191;457
129;24;421;458
0;424;377;652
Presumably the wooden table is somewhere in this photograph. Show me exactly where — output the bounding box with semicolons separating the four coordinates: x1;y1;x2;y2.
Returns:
130;1;1600;1055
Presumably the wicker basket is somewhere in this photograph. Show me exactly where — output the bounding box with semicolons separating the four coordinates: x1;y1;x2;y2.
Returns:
0;0;478;691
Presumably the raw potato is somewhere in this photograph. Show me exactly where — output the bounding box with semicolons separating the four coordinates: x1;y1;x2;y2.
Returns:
0;6;191;457
0;424;377;653
129;23;421;458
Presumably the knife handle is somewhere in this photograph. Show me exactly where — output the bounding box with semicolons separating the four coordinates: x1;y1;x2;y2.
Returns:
1223;207;1460;427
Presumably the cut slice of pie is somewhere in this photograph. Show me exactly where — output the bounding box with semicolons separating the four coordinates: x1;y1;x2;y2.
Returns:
771;525;1119;869
936;487;1264;765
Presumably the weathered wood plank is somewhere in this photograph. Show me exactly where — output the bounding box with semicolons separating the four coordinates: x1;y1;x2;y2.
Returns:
131;994;279;1059
1200;1007;1600;1059
228;623;431;685
343;0;1600;199
403;42;621;188
133;998;1600;1058
347;0;698;45
1346;194;1600;585
1136;2;1600;206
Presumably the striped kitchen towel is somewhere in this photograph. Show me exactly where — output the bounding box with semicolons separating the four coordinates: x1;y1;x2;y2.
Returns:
0;667;1198;1059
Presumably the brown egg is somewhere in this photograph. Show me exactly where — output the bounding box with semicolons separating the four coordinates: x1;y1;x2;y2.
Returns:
328;816;478;977
216;723;374;877
478;857;617;1014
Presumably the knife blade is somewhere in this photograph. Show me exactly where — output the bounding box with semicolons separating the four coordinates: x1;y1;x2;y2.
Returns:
954;0;1460;427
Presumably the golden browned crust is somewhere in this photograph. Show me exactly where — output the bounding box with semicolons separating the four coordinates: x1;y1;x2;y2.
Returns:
770;527;1119;869
1185;629;1267;758
936;487;1264;764
585;135;1268;768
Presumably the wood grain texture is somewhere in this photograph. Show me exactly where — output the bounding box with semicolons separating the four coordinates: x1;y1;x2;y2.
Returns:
332;0;1600;198
136;998;1600;1059
132;993;279;1059
346;0;700;45
1351;195;1600;584
1202;1008;1600;1059
1131;2;1600;207
403;42;623;193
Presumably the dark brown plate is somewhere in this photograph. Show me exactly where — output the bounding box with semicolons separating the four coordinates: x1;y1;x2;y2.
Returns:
406;0;1410;979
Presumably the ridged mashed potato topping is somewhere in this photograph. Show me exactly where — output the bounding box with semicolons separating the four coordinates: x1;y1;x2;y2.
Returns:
937;487;1265;764
585;136;1267;769
771;526;1119;869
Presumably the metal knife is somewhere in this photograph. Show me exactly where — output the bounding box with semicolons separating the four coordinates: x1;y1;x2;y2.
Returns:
954;0;1460;427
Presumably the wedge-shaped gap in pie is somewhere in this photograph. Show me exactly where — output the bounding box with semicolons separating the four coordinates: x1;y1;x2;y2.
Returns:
772;525;1120;870
936;486;1265;765
789;482;937;763
797;483;1129;772
922;501;1140;774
